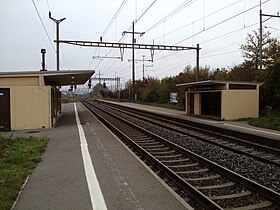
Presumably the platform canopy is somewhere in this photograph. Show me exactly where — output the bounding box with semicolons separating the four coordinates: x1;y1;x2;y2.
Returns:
176;80;261;89
0;70;95;86
43;70;95;86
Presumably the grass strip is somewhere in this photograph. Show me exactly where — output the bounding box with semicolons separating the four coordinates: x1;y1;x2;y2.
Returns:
249;116;280;131
0;135;48;210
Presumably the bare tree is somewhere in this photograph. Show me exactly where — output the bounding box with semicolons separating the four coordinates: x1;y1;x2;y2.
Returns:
240;29;279;69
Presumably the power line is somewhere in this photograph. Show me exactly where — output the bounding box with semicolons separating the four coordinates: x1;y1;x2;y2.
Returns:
145;0;197;33
101;0;128;38
154;0;242;41
136;0;157;23
31;0;55;51
138;0;254;65
100;0;196;76
175;1;270;45
200;50;239;59
97;0;157;74
46;0;51;11
201;21;259;46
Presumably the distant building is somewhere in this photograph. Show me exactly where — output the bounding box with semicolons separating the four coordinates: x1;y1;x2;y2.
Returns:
177;80;261;120
0;70;94;130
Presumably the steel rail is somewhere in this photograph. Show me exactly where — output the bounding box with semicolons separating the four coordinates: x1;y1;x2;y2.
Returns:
99;101;280;167
82;99;280;207
81;99;222;209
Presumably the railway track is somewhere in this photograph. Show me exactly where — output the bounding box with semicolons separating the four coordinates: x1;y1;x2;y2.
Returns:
96;100;280;168
81;99;280;210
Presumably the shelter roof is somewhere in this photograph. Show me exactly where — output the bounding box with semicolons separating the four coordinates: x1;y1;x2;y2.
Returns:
176;80;261;88
0;70;95;86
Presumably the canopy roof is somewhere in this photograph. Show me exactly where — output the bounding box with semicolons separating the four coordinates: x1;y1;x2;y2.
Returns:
176;80;261;88
0;70;95;86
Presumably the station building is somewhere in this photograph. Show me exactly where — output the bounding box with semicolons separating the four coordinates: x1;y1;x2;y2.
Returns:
0;70;94;131
176;80;261;120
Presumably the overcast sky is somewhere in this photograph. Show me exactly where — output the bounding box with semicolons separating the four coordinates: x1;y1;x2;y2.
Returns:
0;0;279;87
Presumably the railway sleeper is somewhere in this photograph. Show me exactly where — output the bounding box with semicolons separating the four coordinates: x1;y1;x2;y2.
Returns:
154;154;182;159
132;137;152;141
168;163;199;168
239;148;255;153
224;201;273;210
150;150;176;155
208;190;252;200
137;141;160;145
223;143;238;147
161;158;190;163
145;147;170;151
185;174;221;181
176;168;209;175
196;182;235;190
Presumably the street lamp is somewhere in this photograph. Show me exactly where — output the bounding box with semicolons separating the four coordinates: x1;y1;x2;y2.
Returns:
49;12;66;71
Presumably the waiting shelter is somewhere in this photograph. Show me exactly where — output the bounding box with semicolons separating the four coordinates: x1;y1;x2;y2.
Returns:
176;80;261;120
0;70;94;130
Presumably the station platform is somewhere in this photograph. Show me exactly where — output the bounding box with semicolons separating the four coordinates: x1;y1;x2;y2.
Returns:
11;102;192;210
104;101;280;141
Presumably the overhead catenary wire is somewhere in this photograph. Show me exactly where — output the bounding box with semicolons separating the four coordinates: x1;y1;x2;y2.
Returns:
101;0;198;78
135;0;157;23
46;0;51;11
144;0;270;65
96;0;274;83
175;0;270;45
31;0;55;51
146;21;262;78
154;0;243;41
145;0;198;33
95;0;157;75
140;0;256;64
101;0;128;38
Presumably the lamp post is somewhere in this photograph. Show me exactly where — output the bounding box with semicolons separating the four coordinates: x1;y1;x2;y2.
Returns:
49;12;66;71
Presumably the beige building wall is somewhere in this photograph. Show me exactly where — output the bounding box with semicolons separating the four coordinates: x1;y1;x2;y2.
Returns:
0;76;39;86
194;93;201;115
10;86;51;130
221;90;259;120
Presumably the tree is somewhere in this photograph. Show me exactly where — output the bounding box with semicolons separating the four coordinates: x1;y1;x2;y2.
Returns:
209;68;229;80
229;62;260;82
240;29;279;69
260;58;280;110
158;76;176;103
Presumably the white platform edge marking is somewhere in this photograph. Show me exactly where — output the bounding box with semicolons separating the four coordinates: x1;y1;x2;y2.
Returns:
74;103;107;210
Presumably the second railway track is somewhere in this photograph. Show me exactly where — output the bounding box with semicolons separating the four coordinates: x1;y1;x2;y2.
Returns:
98;100;280;167
81;99;280;210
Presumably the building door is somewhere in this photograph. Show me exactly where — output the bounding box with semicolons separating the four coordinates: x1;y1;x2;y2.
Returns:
0;88;11;131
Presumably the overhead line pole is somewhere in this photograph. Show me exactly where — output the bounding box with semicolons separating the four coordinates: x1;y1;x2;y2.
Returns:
259;1;280;71
49;12;66;71
196;44;200;82
122;21;145;101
